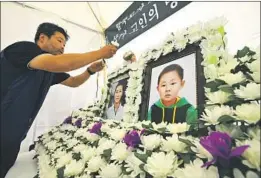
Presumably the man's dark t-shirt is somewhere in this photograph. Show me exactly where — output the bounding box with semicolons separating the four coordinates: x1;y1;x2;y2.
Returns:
0;41;70;177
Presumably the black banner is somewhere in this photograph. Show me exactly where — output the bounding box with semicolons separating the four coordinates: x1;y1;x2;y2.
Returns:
105;1;191;48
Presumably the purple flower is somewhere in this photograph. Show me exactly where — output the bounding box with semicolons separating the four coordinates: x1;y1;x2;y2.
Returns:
200;131;249;168
89;122;102;134
63;116;72;124
140;129;146;135
123;130;141;148
75;118;82;128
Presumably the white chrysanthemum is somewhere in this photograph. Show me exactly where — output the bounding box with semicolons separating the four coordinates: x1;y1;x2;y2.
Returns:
73;144;87;153
191;138;213;160
201;105;234;125
124;153;145;178
53;132;66;140
111;142;131;163
60;124;77;132
250;72;260;83
145;151;180;178
233;168;260;178
218;57;239;75
100;123;111;133
56;153;72;168
84;132;100;143
166;123;190;134
174;30;189;51
109;129;126;141
204;64;218;81
237;139;260;171
161;134;188;153
53;150;67;159
135;94;142;105
234;101;260;124
66;138;79;148
38;156;57;178
87;156;106;173
174;158;219;178
141;134;162;151
206;90;231;104
128;78;139;89
162;42;175;55
45;140;57;151
207;16;228;29
201;48;222;65
152;122;168;132
219;72;245;86
96;140;116;155
187;22;203;43
81;147;96;162
123;113;133;123
234;83;260;100
64;160;85;177
248;126;260;141
247;59;260;73
205;33;224;49
99;163;122;178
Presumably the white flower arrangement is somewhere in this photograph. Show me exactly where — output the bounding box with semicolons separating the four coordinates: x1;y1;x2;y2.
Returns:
34;17;260;178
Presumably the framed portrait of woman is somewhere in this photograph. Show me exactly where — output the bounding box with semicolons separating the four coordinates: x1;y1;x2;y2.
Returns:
140;43;205;126
104;72;129;121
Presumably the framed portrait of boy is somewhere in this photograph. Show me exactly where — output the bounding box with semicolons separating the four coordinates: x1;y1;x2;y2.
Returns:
140;43;205;126
103;71;129;121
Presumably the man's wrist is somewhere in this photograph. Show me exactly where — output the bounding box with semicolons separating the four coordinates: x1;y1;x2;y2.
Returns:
87;67;96;75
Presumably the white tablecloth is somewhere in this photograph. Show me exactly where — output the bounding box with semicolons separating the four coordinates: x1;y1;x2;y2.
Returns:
5;151;38;178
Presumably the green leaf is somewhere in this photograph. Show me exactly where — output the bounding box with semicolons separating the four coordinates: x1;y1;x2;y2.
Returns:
134;152;148;163
157;127;166;133
139;164;146;172
57;166;65;178
33;174;39;178
178;138;195;147
178;153;191;164
121;164;132;175
218;85;234;94
247;49;256;56
72;152;81;161
218;115;236;123
142;123;153;129
205;80;226;91
103;149;112;158
236;46;250;58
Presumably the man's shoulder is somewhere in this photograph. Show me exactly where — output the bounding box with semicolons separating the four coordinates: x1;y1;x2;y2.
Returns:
4;41;39;51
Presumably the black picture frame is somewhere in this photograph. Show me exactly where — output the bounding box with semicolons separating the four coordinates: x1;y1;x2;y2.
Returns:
102;70;130;120
140;43;206;123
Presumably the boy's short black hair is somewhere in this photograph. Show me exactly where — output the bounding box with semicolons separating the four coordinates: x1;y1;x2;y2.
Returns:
157;64;184;85
34;22;69;43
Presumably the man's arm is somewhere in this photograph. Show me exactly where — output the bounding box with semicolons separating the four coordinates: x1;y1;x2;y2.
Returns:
60;60;104;87
28;45;117;72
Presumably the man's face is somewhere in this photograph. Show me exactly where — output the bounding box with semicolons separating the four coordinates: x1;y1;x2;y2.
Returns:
114;85;123;104
39;31;66;55
157;71;184;103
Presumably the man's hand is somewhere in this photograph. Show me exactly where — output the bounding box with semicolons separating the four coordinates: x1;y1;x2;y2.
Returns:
99;45;118;59
88;61;105;73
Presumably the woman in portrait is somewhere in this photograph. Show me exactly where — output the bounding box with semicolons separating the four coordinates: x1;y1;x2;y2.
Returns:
106;81;126;121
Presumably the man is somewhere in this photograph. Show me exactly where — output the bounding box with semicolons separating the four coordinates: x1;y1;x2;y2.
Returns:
0;22;117;178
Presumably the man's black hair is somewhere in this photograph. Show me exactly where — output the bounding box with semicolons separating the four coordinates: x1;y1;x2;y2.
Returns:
34;22;69;43
157;64;184;85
